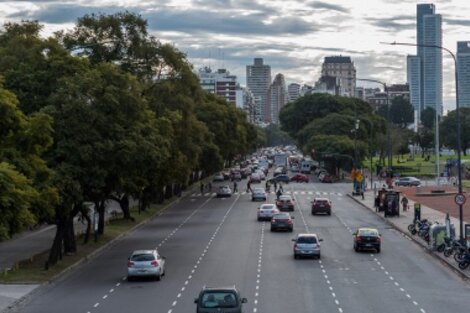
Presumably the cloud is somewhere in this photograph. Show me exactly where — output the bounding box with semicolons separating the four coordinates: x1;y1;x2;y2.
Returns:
445;18;470;27
144;9;317;36
310;1;350;13
368;15;415;32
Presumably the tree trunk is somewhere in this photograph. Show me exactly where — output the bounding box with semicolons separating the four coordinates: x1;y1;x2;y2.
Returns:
96;200;105;235
109;194;134;221
82;209;91;244
46;206;66;269
63;216;76;255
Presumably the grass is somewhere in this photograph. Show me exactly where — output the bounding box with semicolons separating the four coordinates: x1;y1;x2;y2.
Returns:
0;201;169;283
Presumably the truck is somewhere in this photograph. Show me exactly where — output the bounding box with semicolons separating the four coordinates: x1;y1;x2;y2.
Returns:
274;153;287;168
300;160;312;174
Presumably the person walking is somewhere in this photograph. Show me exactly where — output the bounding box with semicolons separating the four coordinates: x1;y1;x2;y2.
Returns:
401;195;409;212
278;183;283;193
233;181;238;193
276;188;282;200
208;182;212;192
273;181;277;191
246;181;252;193
200;182;204;194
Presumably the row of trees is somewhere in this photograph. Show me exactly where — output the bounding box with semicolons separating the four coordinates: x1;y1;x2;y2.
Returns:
0;12;262;267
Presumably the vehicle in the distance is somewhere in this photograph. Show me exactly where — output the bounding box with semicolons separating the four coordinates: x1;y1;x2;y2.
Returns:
212;173;224;182
290;164;299;172
311;198;332;215
319;174;334;183
232;172;242;181
276;195;295;211
257;204;279;221
194;286;247;313
395;176;421;187
249;173;261;183
270;175;290;184
127;249;166;281
216;185;232;198
252;187;267;201
270;212;294;232
274;153;287;167
290;174;309;183
292;233;323;259
353;227;381;253
300;160;312;174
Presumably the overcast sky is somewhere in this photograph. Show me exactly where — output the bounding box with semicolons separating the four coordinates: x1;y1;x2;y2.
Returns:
1;0;470;110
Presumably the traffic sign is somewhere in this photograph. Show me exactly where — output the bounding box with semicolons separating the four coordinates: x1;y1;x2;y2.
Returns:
455;193;466;206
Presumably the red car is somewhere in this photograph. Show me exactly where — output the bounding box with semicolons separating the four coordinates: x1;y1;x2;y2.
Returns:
276;195;295;211
290;174;309;183
311;198;332;215
320;174;334;183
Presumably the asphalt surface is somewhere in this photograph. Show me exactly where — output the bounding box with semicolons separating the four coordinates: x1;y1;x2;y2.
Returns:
10;175;470;313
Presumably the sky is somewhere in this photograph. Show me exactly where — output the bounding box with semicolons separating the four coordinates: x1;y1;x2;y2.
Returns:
1;0;470;110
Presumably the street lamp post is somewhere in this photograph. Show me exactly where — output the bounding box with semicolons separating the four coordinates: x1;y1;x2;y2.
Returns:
382;41;464;243
357;78;392;174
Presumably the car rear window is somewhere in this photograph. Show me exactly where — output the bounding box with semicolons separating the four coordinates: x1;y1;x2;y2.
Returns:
201;292;238;308
358;229;378;236
261;205;274;210
297;236;317;244
274;213;290;219
316;200;329;205
131;254;155;261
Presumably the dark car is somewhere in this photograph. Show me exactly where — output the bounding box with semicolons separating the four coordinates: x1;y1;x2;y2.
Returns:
353;228;381;253
290;174;309;183
195;286;247;313
320;174;333;183
270;212;294;232
276;195;295;211
311;198;331;215
270;175;290;184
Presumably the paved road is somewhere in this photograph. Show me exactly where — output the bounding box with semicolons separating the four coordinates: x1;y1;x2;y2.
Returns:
10;177;470;313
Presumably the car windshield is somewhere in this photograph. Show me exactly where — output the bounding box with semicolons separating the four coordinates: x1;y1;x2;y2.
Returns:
297;236;317;244
254;188;264;193
201;292;238;308
130;253;155;261
279;196;291;201
260;205;274;210
358;229;378;236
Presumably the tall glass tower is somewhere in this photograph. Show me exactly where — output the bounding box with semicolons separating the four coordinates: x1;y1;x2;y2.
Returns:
457;41;470;107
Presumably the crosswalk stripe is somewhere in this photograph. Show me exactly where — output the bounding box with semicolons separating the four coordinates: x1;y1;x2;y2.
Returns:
337;193;342;196
242;192;246;195
301;191;306;195
308;191;313;195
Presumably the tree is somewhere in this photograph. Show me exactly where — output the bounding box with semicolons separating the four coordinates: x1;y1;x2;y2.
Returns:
415;127;435;157
263;124;294;147
389;96;414;128
421;107;436;129
440;108;470;156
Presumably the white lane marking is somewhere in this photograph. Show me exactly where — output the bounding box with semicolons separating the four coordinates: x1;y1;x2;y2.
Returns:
116;283;120;287
177;293;181;298
102;295;107;299
93;303;99;308
172;301;177;306
413;301;418;306
109;289;114;293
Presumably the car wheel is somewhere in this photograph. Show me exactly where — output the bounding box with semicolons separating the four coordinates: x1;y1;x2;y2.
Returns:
376;247;381;253
257;217;261;221
127;276;134;282
270;228;274;232
311;211;315;215
289;228;293;232
294;254;298;259
354;246;359;252
155;274;161;281
328;211;331;216
317;254;321;259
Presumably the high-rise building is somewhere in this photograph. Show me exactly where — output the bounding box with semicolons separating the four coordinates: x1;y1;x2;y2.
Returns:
197;67;238;104
287;83;301;102
267;73;288;124
320;56;356;97
407;55;421;117
411;3;443;115
236;86;257;123
246;58;271;123
457;41;470;107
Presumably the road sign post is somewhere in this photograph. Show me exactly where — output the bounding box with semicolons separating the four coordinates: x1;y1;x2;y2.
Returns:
455;193;466;206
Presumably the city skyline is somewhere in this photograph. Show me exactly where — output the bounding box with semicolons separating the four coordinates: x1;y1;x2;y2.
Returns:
2;0;470;110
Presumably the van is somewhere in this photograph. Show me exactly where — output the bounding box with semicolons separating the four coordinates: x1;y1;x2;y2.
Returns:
300;161;311;174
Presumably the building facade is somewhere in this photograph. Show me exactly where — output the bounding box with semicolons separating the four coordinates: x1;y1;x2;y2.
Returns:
267;73;288;124
409;4;443;116
236;86;257;123
457;41;470;107
197;67;238;105
287;83;301;103
320;56;356;97
246;58;272;123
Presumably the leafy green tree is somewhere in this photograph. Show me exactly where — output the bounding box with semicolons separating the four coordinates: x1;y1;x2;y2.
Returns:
389;96;414;128
263;124;294;147
415;127;435;157
421;107;436;129
440;108;470;156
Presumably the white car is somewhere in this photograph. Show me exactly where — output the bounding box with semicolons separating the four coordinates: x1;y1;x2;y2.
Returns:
250;173;261;183
216;185;232;197
252;187;267;201
257;204;279;221
127;249;166;281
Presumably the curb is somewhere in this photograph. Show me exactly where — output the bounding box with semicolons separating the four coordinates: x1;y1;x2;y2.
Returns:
347;194;470;281
1;195;184;313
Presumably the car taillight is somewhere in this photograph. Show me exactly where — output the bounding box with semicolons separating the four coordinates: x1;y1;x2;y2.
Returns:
127;261;135;267
355;236;362;242
376;236;381;242
287;219;293;224
271;210;276;213
151;260;159;267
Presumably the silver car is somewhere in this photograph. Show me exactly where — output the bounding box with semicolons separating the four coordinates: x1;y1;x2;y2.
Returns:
257;204;279;221
292;233;323;259
127;249;166;281
252;187;267;201
217;185;232;198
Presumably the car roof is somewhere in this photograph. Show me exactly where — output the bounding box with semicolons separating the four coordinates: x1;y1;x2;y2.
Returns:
279;195;292;199
297;233;317;238
314;197;330;201
202;286;238;292
131;249;156;255
357;227;378;232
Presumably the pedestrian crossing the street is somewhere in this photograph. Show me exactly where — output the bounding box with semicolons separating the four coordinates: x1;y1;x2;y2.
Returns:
189;191;343;197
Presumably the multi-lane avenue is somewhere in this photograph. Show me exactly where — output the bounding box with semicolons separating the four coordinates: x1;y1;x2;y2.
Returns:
13;178;470;313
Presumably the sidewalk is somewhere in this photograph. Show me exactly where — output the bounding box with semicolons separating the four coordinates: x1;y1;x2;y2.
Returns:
348;189;470;279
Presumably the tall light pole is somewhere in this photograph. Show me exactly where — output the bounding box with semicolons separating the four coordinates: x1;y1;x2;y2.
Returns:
357;78;392;174
382;41;464;242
